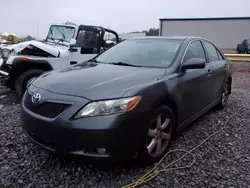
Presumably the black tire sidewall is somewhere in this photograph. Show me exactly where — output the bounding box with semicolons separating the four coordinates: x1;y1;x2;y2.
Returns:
217;79;230;109
15;69;44;99
138;105;175;164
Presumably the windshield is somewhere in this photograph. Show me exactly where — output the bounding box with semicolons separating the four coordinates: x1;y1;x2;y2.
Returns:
47;25;75;43
95;39;182;68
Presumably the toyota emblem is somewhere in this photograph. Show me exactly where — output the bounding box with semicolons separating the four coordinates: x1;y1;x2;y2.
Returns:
31;93;41;104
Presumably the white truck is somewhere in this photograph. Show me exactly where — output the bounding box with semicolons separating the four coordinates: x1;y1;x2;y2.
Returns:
0;22;119;98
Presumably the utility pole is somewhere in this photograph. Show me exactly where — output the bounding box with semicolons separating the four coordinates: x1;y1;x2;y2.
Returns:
108;26;110;39
37;24;39;40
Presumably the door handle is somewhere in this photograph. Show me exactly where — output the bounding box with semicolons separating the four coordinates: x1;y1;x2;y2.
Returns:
224;62;229;69
69;48;78;52
70;61;77;65
208;69;212;76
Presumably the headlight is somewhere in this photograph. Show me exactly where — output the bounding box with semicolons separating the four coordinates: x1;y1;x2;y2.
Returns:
0;58;3;67
75;96;141;118
9;50;16;57
26;77;37;89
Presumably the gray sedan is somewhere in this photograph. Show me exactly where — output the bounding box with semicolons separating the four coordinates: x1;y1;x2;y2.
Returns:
21;36;232;164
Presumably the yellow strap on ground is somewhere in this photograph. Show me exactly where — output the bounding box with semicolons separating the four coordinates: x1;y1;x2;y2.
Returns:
122;107;242;188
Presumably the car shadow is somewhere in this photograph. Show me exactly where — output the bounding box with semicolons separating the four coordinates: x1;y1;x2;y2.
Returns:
177;109;216;136
37;147;143;171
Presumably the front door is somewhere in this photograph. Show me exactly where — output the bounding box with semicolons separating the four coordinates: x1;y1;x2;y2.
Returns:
202;40;229;102
178;40;213;123
69;27;101;65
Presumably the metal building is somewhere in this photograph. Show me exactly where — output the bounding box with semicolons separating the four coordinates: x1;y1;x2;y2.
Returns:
159;17;250;49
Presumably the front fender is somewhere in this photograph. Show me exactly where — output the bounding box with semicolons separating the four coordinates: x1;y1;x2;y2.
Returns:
10;57;52;68
123;79;181;114
6;57;52;80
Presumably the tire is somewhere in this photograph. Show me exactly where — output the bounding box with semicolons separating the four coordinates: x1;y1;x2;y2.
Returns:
15;69;44;100
217;79;231;109
138;105;175;164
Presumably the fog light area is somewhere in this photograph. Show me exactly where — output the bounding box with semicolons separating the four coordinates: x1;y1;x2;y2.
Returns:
96;148;107;155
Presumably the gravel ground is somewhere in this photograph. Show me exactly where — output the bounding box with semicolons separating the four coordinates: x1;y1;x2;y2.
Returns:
0;62;250;188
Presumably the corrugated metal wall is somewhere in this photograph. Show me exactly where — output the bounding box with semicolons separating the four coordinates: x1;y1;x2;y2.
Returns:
160;19;250;49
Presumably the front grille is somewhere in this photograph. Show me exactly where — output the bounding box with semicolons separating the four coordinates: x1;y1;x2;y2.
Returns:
24;93;71;118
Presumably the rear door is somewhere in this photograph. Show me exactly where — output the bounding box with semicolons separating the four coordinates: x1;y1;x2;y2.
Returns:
178;40;213;122
202;40;228;102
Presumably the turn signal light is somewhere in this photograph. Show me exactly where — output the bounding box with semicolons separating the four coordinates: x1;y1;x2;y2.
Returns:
19;57;28;61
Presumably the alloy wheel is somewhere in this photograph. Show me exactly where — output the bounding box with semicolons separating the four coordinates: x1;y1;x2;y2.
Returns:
146;113;172;157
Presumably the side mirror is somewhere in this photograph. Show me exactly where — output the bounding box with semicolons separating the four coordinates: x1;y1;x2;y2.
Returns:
69;39;77;52
69;39;76;46
181;58;206;70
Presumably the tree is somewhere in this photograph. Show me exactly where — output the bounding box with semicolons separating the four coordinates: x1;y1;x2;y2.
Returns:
146;28;159;36
128;28;159;36
23;35;36;41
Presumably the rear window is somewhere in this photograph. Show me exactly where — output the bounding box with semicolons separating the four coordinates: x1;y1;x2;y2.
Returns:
203;41;220;62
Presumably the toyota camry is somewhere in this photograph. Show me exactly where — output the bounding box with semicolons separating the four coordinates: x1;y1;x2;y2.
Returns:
21;37;232;163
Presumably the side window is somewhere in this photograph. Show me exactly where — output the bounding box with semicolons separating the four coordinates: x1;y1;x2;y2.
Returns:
183;40;206;63
76;30;99;48
76;30;86;47
203;41;219;62
102;32;118;51
76;30;99;54
216;50;224;60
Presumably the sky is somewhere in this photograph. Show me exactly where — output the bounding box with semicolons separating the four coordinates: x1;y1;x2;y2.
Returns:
0;0;249;39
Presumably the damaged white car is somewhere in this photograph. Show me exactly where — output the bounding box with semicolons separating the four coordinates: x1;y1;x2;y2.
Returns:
0;22;119;98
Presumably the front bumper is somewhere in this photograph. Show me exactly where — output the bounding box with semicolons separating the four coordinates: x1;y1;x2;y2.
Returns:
0;58;10;85
0;70;8;76
21;88;152;159
0;75;8;86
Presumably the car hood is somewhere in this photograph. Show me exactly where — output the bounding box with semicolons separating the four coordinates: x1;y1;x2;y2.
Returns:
2;40;69;57
32;62;166;100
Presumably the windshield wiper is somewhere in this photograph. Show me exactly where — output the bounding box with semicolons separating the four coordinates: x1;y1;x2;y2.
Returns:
47;37;56;44
109;62;141;67
57;30;66;41
57;38;66;44
88;59;102;63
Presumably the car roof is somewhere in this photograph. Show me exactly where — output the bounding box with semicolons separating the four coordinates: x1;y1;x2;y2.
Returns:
129;36;206;41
